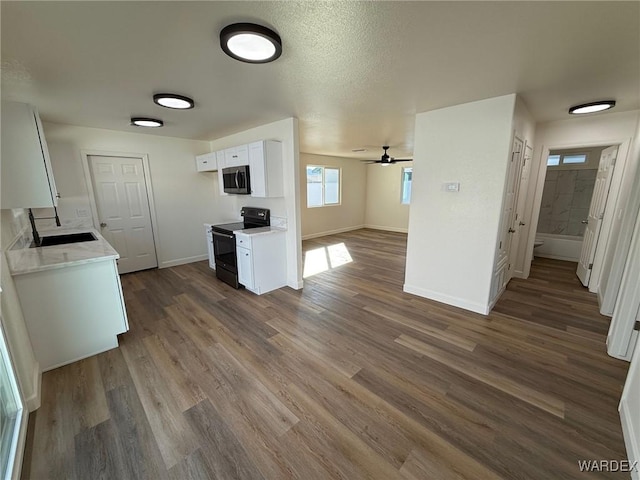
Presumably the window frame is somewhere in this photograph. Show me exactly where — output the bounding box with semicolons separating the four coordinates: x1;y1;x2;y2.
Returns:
306;165;341;208
547;152;588;167
401;167;412;205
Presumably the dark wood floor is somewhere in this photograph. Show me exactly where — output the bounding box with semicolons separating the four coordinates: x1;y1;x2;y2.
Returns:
22;229;630;479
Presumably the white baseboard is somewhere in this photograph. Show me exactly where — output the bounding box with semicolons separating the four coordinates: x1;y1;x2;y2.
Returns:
302;225;365;240
487;286;506;312
25;361;41;412
620;401;640;480
288;278;304;290
403;284;490;315
363;224;408;234
159;254;208;269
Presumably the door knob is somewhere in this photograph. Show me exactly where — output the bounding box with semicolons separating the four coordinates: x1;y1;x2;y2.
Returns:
508;228;516;233
100;222;107;228
519;221;526;226
581;220;589;224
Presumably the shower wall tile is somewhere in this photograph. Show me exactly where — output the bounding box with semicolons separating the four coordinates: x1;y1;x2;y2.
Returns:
537;167;597;237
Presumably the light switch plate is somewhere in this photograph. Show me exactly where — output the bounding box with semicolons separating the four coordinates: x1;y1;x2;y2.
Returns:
444;182;460;192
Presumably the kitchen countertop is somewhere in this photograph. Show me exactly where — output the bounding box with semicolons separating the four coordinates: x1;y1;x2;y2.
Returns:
233;226;287;236
6;227;120;275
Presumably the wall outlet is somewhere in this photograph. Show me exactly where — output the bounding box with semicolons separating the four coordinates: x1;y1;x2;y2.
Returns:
444;182;460;192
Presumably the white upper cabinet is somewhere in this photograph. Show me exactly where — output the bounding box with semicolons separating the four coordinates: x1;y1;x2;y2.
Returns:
249;140;283;198
1;101;59;208
217;151;228;196
195;152;217;172
225;144;249;167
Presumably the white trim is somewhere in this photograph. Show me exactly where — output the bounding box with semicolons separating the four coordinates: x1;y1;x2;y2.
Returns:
301;225;365;240
487;286;506;312
159;254;209;269
288;279;304;290
80;150;161;270
25;362;41;412
619;335;640;480
364;224;409;234
403;284;490;315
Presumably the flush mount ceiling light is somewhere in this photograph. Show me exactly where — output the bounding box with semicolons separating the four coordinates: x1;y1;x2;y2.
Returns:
153;93;194;110
131;117;163;128
220;23;282;63
569;100;616;115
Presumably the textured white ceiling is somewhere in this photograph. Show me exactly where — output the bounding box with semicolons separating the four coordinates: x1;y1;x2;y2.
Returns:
2;1;638;160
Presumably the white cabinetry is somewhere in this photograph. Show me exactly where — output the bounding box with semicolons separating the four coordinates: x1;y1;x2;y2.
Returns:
195;152;217;172
249;140;284;198
1;101;58;208
13;259;128;371
217;151;228;196
205;224;215;269
235;230;286;294
225;144;249;167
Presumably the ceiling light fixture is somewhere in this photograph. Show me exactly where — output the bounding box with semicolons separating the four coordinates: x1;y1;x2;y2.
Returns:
153;93;194;110
220;23;282;63
569;100;616;115
131;117;163;128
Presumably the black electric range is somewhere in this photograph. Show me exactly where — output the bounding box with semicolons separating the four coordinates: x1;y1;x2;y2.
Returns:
210;207;270;288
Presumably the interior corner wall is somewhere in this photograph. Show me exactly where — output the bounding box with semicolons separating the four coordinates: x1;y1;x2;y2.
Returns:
524;110;640;286
207;118;302;290
300;153;366;239
41;122;220;268
364;162;412;233
404;94;516;314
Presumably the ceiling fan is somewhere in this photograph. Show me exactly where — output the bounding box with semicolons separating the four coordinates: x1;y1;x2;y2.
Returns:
362;146;412;166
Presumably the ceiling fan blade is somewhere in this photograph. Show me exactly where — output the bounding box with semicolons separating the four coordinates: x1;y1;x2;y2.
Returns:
360;160;380;163
394;158;413;162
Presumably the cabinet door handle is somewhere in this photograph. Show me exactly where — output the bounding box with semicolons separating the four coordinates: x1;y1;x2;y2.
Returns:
56;193;61;198
100;222;107;228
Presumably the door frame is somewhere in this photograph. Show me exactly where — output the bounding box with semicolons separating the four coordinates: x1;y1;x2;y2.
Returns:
524;137;632;291
80;150;161;268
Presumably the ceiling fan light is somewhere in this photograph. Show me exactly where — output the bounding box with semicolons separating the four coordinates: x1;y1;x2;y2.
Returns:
220;23;282;63
569;100;615;115
131;117;163;127
153;93;194;109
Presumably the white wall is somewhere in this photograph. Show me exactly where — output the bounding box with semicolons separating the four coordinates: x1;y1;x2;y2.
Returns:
364;162;412;233
300;153;366;239
41;122;225;268
525;110;640;295
0;209;40;411
405;94;516;314
208;118;302;289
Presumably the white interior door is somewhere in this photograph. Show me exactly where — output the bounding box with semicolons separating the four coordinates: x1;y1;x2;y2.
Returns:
88;155;158;274
619;335;640;480
577;146;618;286
501;136;524;284
510;141;532;278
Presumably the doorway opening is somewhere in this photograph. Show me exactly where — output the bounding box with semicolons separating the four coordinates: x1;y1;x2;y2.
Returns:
533;144;618;289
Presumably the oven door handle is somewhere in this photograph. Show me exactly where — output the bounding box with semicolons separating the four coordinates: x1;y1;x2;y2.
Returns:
213;231;235;239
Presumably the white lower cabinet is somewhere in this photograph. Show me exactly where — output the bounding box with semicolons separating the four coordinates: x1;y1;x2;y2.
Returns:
235;230;286;295
13;259;129;371
237;246;255;290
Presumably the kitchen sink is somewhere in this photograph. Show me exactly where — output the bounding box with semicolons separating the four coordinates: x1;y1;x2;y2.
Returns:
32;232;97;248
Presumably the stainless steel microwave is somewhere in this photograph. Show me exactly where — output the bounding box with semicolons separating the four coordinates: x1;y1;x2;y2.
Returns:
222;165;251;195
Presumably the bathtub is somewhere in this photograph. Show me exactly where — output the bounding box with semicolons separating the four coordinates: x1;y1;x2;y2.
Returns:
534;233;584;262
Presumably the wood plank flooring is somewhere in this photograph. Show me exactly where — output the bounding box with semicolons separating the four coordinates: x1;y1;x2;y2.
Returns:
22;229;630;479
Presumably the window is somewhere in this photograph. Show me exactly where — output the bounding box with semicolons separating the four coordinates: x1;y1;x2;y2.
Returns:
547;153;587;166
306;166;340;207
401;167;412;204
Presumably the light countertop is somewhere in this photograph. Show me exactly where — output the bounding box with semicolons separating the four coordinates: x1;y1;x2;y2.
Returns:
233;226;287;236
7;228;120;275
